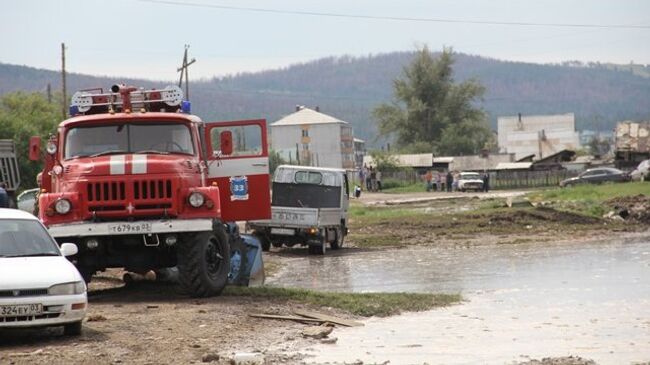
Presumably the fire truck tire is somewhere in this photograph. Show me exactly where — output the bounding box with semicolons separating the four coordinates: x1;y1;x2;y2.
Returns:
177;228;230;297
78;268;95;284
228;235;249;286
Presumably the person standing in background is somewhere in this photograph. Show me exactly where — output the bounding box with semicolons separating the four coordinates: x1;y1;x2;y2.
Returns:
376;169;382;192
425;170;433;192
435;172;442;192
446;171;453;192
0;182;9;208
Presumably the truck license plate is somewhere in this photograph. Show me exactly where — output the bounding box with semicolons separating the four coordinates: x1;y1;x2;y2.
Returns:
108;222;152;234
0;304;43;317
271;228;295;236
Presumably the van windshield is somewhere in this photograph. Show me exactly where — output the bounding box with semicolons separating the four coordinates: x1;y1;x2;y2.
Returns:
272;183;341;208
65;122;195;159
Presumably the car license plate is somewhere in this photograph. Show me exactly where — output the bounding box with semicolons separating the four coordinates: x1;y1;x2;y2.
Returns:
0;304;43;317
108;222;152;234
271;228;295;236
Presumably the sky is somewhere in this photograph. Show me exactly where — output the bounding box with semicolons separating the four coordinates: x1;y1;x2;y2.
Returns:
2;0;649;81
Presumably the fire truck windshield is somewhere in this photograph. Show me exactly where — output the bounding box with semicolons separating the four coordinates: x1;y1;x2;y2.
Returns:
64;122;195;159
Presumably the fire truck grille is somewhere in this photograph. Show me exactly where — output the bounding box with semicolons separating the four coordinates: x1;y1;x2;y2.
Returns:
133;180;173;200
86;179;175;215
87;182;126;202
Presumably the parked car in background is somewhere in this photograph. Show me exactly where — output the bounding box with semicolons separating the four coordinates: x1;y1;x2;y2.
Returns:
0;209;87;336
560;167;630;187
457;172;484;192
630;160;650;182
16;188;39;215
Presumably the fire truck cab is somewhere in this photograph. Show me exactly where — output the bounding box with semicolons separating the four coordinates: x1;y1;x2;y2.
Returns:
30;84;271;297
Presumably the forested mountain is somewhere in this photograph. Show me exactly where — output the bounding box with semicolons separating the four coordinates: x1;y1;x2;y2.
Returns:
2;52;649;145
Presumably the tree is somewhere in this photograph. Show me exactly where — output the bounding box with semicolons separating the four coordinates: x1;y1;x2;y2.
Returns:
0;92;61;190
373;46;492;155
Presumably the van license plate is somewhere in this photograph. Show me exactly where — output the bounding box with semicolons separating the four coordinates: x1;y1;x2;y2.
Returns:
0;304;43;317
108;222;152;234
271;228;295;236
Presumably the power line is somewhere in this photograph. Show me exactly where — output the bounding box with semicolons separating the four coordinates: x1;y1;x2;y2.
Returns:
138;0;650;30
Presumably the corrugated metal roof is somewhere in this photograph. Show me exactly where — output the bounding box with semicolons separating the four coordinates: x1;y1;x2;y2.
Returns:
495;162;533;170
433;157;454;163
396;154;433;167
271;107;348;126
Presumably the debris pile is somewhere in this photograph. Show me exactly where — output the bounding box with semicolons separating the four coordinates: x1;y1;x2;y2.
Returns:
604;194;650;223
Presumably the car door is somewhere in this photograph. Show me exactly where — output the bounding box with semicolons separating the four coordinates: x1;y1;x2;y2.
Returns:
203;119;271;222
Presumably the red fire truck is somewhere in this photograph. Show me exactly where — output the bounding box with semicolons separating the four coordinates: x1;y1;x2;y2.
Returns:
29;84;271;297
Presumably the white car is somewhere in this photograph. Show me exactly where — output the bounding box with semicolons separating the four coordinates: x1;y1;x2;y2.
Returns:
0;208;87;335
457;172;484;192
17;188;39;214
630;160;650;182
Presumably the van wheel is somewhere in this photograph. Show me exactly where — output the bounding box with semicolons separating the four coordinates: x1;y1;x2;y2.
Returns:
63;321;82;336
308;244;325;255
256;233;271;252
177;226;230;297
330;226;345;250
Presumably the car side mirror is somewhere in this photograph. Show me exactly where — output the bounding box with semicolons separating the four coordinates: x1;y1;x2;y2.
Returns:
60;243;78;257
220;130;233;156
29;136;41;161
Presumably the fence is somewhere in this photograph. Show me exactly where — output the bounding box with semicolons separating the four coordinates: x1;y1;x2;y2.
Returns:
374;169;579;190
491;169;577;189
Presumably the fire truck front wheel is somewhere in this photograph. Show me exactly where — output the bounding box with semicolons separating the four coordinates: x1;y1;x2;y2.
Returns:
177;229;230;297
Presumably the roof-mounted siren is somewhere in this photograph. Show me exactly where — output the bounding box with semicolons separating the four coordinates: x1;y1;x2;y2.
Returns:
69;85;189;116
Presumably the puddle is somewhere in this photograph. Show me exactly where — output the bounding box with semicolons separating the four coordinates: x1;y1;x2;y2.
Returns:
268;235;650;364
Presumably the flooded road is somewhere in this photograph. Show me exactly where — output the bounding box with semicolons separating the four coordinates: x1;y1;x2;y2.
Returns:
268;234;650;364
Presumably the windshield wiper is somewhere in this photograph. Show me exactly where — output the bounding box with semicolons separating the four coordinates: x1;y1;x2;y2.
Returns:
5;253;60;258
135;150;169;155
89;149;127;158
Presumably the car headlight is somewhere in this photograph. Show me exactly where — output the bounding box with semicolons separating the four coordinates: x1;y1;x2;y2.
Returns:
188;192;205;208
54;198;72;214
48;281;86;295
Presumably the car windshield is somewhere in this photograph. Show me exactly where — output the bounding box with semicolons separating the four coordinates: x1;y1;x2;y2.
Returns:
65;122;195;159
0;219;61;257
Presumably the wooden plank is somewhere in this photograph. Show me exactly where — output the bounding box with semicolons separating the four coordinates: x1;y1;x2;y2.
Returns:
249;313;326;324
292;309;364;327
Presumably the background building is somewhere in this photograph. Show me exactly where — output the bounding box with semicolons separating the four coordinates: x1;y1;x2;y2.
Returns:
497;113;580;160
270;106;355;169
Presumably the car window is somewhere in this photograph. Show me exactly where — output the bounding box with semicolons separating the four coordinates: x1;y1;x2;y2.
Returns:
0;219;60;257
295;171;323;185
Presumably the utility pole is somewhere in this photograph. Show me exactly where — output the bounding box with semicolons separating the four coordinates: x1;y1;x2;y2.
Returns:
177;45;196;100
46;83;52;103
61;43;67;119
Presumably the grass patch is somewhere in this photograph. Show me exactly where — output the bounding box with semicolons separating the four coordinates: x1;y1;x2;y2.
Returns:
528;182;650;217
349;233;402;247
223;286;461;317
529;182;650;204
382;182;427;194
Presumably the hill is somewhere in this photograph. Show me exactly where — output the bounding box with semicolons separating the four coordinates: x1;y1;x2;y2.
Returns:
2;52;650;145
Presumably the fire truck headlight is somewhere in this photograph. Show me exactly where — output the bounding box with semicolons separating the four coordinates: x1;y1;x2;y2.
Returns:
188;192;205;208
46;141;58;155
54;199;72;214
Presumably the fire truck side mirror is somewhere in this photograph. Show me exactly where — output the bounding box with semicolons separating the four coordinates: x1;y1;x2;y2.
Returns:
220;131;233;156
29;136;41;161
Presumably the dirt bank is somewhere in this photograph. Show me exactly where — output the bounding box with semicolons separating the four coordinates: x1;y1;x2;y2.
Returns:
0;277;341;365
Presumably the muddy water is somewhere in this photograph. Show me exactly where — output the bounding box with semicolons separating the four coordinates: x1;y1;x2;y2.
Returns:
268;235;650;364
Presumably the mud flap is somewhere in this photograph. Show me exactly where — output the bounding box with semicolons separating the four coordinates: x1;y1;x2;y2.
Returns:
240;234;265;286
